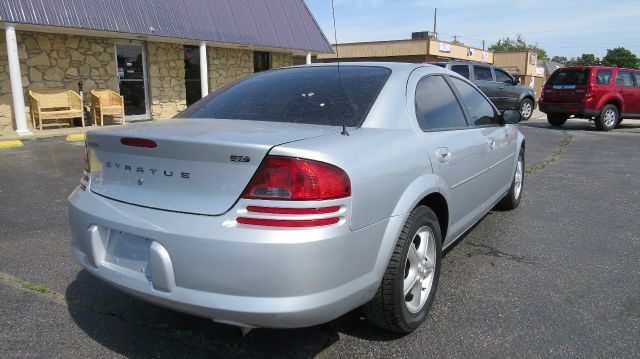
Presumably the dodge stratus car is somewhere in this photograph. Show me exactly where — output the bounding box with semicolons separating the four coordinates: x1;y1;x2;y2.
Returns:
69;63;524;333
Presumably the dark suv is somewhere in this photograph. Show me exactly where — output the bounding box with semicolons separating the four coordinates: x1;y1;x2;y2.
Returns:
539;66;640;131
433;61;537;120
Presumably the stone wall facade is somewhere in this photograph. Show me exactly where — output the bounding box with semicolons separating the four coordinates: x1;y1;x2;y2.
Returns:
208;47;254;92
272;52;293;69
206;49;294;92
0;31;117;131
146;42;187;119
0;29;296;132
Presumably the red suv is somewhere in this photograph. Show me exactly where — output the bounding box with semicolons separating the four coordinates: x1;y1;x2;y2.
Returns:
539;66;640;131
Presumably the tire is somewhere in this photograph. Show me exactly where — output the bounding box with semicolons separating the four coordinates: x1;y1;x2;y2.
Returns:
616;118;624;128
364;206;442;334
595;104;618;131
519;98;534;121
547;113;568;127
497;149;524;210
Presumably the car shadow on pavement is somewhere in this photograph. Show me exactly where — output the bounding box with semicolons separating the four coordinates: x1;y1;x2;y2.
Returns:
521;118;640;132
65;270;404;357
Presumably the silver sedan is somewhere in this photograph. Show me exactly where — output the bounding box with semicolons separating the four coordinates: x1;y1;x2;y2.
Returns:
68;62;524;334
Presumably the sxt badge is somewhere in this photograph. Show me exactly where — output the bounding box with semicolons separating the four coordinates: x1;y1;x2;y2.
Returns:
230;155;250;163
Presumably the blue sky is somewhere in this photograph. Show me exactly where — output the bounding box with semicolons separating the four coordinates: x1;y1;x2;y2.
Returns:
305;0;640;59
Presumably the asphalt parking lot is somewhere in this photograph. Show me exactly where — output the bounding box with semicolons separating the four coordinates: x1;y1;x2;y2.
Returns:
1;117;639;358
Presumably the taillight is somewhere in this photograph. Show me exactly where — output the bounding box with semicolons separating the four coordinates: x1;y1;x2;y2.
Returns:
585;87;594;99
242;156;351;201
80;142;90;190
121;137;157;148
236;217;340;227
237;205;343;228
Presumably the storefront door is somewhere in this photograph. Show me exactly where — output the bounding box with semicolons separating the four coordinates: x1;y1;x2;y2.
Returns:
184;46;202;106
116;42;149;120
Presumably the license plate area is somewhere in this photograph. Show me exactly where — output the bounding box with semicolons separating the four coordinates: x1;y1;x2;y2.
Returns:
105;231;150;274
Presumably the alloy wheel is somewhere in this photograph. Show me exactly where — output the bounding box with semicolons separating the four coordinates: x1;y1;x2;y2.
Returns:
514;156;523;200
521;101;532;119
403;226;436;313
603;109;617;127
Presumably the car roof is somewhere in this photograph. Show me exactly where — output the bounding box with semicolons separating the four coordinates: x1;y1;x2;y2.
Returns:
558;65;640;71
440;60;493;66
293;61;449;76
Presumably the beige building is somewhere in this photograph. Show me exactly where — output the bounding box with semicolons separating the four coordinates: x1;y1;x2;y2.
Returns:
493;51;546;97
0;0;332;135
312;35;549;98
315;36;494;64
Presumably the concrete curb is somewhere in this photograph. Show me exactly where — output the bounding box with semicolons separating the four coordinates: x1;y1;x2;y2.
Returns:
0;140;24;148
0;128;88;142
65;133;86;142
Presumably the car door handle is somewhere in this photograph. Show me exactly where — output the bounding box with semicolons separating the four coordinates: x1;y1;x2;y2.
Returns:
488;138;496;149
497;85;504;89
435;147;451;163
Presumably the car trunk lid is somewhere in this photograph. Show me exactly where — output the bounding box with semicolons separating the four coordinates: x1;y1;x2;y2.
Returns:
87;118;336;215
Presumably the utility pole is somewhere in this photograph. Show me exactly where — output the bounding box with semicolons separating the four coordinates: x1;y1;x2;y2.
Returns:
433;8;437;39
482;40;486;50
453;35;459;43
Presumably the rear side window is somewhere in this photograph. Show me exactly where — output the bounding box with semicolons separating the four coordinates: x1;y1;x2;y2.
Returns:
635;73;640;87
451;65;470;79
595;69;612;85
495;69;512;83
415;76;468;131
473;66;493;81
616;71;636;87
449;77;500;126
548;69;590;86
182;66;391;127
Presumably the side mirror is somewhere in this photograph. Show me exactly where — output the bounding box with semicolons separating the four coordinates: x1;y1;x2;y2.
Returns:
502;109;521;124
512;77;520;85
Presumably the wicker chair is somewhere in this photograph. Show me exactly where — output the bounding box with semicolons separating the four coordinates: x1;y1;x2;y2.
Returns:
29;90;84;130
91;89;125;126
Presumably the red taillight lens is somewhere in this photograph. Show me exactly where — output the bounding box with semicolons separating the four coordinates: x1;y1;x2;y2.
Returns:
246;205;341;214
80;142;90;190
236;217;340;227
242;156;351;201
585;87;594;99
83;142;90;173
121;137;157;148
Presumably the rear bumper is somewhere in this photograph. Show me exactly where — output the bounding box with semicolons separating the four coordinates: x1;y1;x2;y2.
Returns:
539;101;599;118
68;187;403;328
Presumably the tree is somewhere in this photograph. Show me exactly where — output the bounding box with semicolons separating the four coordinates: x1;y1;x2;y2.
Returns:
566;54;601;66
488;34;548;60
602;47;639;69
550;56;568;65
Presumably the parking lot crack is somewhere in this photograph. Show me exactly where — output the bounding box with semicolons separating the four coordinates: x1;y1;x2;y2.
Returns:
466;242;538;265
524;130;573;177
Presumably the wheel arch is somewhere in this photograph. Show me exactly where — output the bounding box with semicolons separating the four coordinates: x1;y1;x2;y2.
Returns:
415;193;449;243
604;99;621;112
519;94;535;106
598;95;623;114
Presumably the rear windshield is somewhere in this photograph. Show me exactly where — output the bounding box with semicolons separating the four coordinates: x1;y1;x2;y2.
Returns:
181;66;391;127
548;69;591;86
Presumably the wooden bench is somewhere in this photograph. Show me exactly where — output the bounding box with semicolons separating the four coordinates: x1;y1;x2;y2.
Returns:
29;90;84;130
91;89;125;126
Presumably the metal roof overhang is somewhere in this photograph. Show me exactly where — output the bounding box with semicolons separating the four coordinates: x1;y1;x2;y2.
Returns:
0;0;333;54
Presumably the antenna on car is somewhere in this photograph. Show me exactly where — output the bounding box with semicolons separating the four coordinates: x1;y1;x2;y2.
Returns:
331;0;349;136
